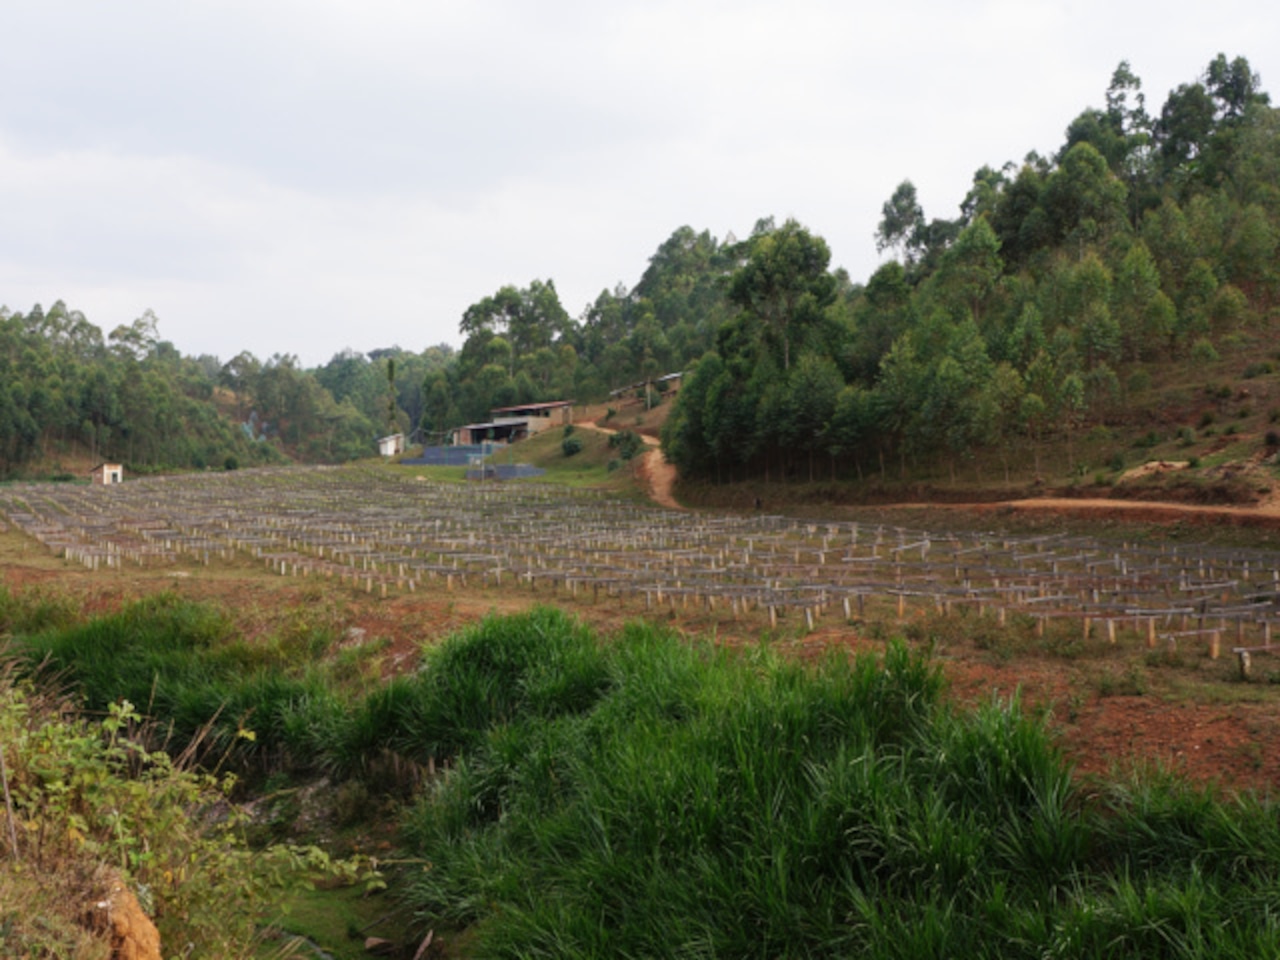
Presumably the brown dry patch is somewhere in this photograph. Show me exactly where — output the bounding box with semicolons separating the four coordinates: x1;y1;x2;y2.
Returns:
926;496;1280;529
1119;460;1190;482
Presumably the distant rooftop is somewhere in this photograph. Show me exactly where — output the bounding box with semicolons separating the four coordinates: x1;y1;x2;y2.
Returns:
489;400;574;414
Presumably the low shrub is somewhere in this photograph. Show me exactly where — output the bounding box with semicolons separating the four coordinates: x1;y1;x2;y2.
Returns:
561;436;584;457
0;668;374;957
607;429;645;461
1191;337;1221;362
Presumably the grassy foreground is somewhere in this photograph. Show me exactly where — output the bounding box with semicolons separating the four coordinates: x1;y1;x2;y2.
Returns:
10;590;1280;957
395;610;1280;958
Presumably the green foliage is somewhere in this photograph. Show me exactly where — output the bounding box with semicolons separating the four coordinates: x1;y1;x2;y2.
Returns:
606;429;645;461
1191;336;1221;362
379;611;1280;958
561;436;584;457
658;54;1280;487
0;302;286;476
12;594;348;777
0;670;376;957
0;584;81;636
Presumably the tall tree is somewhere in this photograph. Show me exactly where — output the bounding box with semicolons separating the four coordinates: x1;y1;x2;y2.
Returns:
726;219;835;371
875;181;927;263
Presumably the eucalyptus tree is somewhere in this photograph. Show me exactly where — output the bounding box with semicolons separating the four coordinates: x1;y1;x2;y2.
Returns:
726;219;836;372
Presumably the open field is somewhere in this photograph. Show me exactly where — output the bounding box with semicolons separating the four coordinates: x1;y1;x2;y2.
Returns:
5;462;1280;795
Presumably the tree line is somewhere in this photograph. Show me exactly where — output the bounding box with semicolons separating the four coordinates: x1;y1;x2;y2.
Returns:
0;301;455;475
662;54;1278;485
5;54;1273;481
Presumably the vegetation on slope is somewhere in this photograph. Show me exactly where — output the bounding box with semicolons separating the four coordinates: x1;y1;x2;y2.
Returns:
0;665;371;958
662;55;1280;492
10;54;1274;497
12;587;1280;958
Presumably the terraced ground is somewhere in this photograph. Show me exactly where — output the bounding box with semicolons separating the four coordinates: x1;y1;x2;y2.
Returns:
4;461;1280;794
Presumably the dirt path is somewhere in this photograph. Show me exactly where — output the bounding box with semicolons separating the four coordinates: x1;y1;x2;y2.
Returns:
636;444;683;511
924;496;1280;529
574;421;685;511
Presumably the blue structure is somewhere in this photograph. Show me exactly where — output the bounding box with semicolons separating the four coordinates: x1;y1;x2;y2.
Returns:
401;445;545;480
399;444;496;466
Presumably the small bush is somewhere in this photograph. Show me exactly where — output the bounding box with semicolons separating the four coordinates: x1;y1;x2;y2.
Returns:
562;424;576;438
562;436;584;457
608;429;645;461
1108;453;1125;472
1199;411;1216;428
1266;431;1280;449
1192;337;1221;362
1177;426;1196;446
1243;361;1275;378
1127;369;1152;394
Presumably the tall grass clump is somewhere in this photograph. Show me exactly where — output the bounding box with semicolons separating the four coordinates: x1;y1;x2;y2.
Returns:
394;613;1280;958
12;592;349;776
322;607;613;784
0;582;82;636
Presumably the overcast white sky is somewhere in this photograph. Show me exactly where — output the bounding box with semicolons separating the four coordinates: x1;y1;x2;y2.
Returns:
1;1;1275;366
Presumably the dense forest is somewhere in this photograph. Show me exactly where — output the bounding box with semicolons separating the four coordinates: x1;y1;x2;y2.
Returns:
3;54;1275;484
0;300;458;474
662;54;1280;484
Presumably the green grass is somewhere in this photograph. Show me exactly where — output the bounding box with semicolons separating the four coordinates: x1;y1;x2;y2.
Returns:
382;610;1280;959
16;592;1280;956
511;427;646;492
11;592;354;777
394;463;468;483
396;428;647;494
265;884;407;960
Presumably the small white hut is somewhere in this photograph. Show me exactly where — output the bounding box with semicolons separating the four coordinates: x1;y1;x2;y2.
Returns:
377;433;405;457
91;463;123;485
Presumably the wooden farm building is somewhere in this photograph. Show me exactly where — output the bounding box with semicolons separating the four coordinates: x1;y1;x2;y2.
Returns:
451;400;573;446
91;463;123;485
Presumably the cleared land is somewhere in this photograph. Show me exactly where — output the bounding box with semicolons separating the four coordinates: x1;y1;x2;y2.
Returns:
4;462;1280;794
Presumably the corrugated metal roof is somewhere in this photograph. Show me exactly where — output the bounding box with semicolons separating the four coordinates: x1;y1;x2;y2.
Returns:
489;400;573;413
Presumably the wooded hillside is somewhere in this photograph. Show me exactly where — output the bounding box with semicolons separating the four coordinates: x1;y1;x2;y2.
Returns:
662;55;1279;487
5;54;1274;486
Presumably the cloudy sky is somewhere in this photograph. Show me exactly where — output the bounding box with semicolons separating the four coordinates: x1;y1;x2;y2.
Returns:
2;1;1276;366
